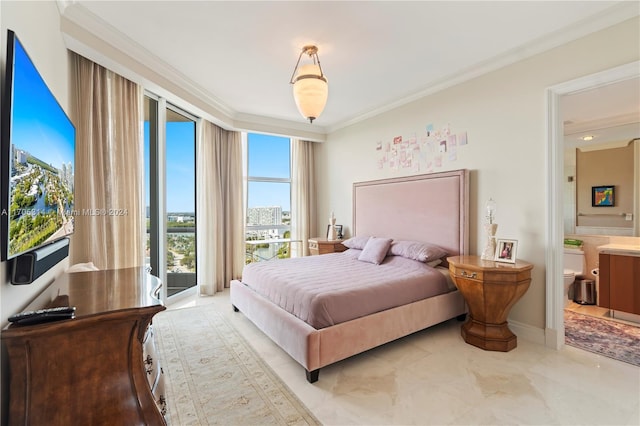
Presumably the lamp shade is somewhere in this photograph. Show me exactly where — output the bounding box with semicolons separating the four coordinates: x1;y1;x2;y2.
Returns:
292;64;328;123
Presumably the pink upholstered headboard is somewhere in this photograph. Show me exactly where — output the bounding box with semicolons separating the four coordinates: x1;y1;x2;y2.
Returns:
353;169;469;257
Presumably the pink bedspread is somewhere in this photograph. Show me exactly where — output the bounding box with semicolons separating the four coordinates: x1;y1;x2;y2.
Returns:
240;249;450;329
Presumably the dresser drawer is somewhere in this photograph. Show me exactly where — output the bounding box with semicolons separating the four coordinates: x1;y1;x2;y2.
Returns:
451;267;483;281
143;324;167;418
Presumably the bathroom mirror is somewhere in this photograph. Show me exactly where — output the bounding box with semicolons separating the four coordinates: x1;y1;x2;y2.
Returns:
562;77;640;237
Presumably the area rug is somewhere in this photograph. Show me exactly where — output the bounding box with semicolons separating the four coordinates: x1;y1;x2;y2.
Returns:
153;305;321;425
564;309;640;367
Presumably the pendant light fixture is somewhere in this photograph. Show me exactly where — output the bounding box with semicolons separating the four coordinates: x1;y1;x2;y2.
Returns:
289;45;328;123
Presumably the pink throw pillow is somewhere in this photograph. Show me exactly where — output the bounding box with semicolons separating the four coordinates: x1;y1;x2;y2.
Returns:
358;237;393;265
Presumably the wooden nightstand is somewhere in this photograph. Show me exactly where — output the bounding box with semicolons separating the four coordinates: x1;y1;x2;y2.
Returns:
447;255;533;352
308;237;347;255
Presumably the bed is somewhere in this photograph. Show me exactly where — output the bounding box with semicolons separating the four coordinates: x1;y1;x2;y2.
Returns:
230;169;469;382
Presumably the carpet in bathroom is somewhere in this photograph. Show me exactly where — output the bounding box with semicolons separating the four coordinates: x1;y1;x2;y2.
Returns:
564;309;640;367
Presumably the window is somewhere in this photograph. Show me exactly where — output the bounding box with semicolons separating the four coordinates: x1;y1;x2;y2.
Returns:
245;133;292;263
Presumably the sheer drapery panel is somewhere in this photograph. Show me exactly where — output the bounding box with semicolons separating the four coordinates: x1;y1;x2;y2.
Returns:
291;139;317;256
70;53;144;270
196;121;244;295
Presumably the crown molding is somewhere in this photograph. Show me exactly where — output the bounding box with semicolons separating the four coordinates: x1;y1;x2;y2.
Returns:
59;2;639;137
576;139;633;152
59;3;328;140
233;112;327;142
564;112;640;135
60;4;235;118
326;1;640;134
55;0;75;15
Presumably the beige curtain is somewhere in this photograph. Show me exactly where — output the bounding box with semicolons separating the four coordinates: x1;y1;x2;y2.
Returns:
70;53;144;270
196;120;244;295
291;139;317;256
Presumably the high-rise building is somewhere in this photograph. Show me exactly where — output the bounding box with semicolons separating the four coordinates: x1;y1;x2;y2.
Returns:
247;206;282;226
16;149;27;164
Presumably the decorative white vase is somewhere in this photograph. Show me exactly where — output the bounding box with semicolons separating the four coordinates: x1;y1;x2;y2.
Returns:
481;223;498;260
328;217;337;241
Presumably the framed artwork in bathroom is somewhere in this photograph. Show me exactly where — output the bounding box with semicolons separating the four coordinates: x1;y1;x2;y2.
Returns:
592;185;614;207
494;239;518;263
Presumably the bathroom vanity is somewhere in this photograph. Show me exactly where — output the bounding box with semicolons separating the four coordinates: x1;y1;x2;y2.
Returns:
598;244;640;319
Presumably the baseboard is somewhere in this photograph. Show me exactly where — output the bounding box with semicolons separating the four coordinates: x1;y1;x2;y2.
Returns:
509;319;546;346
544;327;563;350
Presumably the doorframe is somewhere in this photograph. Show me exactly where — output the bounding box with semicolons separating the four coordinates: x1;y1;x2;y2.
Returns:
545;61;640;349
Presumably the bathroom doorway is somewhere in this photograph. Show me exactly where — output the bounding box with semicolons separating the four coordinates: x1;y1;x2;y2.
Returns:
546;61;640;350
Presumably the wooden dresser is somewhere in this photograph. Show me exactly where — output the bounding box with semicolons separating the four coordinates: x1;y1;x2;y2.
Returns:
1;267;166;425
308;237;347;255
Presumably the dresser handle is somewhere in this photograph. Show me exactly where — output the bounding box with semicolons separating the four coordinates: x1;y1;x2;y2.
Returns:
461;271;477;279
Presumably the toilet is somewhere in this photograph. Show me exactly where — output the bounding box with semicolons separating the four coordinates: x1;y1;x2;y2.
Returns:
564;247;586;307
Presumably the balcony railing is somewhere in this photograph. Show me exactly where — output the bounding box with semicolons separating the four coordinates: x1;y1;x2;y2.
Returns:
245;238;301;263
167;272;196;297
146;226;196;297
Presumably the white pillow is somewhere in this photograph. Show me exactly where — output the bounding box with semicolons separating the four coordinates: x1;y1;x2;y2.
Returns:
358;237;393;265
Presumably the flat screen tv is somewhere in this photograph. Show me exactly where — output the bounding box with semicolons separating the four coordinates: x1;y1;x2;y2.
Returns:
1;30;75;261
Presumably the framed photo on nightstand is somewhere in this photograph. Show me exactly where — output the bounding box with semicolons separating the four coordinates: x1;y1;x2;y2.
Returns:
495;239;517;263
327;224;343;239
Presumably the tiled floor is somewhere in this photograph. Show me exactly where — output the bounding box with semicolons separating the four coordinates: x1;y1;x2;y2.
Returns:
566;300;640;328
169;291;640;425
565;301;610;318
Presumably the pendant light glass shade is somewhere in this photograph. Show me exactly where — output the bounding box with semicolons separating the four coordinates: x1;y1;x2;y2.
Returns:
290;45;328;123
292;64;328;123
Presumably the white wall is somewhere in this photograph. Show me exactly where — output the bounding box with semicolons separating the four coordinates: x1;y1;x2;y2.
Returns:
316;17;640;331
1;1;70;421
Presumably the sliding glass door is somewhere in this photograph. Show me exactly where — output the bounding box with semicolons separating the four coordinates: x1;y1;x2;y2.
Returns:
144;95;197;299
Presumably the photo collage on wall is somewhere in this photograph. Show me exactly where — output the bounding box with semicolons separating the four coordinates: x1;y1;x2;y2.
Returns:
376;123;469;172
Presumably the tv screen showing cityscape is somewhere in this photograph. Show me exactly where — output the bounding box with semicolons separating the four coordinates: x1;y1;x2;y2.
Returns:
2;31;75;260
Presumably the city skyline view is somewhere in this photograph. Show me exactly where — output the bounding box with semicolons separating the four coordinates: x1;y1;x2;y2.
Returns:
141;109;295;279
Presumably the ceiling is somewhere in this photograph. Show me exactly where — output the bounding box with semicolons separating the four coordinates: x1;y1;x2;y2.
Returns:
563;77;640;149
60;1;639;136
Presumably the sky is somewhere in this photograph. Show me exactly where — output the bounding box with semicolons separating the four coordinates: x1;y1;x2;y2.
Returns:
165;121;196;213
144;121;195;213
10;33;75;170
144;127;291;213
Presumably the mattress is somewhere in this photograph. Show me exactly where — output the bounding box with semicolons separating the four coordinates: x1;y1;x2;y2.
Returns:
240;249;451;329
